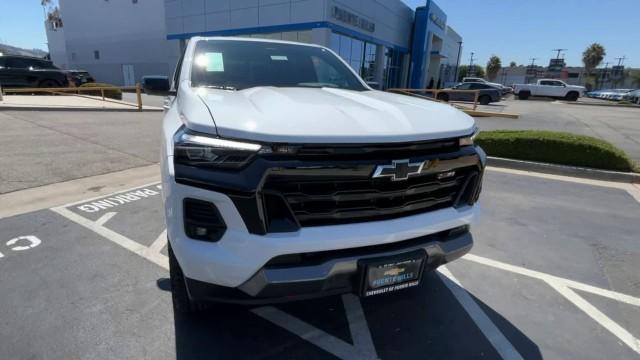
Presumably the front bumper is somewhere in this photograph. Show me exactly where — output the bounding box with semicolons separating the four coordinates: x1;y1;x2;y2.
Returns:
185;228;473;304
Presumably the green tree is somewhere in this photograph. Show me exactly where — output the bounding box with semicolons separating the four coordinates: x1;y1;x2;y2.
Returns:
486;56;502;81
457;65;485;81
582;43;606;76
509;61;517;67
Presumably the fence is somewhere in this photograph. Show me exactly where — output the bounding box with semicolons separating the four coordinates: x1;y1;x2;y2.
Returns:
0;83;144;111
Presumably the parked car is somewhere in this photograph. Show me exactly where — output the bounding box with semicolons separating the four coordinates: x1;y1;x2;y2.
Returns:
606;89;633;101
462;77;510;94
622;89;640;104
513;79;585;101
0;54;73;88
159;37;485;312
141;75;170;94
67;70;95;86
438;82;501;105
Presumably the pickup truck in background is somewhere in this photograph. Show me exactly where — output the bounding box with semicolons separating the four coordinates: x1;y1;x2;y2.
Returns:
514;79;585;101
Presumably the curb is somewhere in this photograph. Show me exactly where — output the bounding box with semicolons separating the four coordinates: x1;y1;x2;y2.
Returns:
0;105;163;112
487;157;640;183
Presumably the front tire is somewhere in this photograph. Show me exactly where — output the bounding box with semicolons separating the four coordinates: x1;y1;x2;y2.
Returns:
38;79;60;88
518;91;530;100
436;93;449;102
565;92;579;101
479;95;491;105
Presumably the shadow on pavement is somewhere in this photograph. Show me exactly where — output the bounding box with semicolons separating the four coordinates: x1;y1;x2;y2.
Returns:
167;271;542;359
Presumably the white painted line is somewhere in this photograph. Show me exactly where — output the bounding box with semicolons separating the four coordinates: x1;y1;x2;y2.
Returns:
252;306;375;360
57;181;161;208
342;294;378;359
438;266;524;360
546;279;640;355
95;212;117;226
463;254;640;307
51;206;168;270
148;229;167;254
487;167;640;204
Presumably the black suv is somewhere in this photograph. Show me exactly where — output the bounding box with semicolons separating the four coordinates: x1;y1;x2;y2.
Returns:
0;55;72;88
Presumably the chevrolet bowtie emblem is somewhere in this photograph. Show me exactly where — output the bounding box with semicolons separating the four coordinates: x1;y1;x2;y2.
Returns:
383;267;406;276
372;159;427;181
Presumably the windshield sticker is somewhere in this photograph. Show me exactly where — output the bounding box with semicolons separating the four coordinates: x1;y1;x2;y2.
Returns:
202;52;224;72
270;55;288;61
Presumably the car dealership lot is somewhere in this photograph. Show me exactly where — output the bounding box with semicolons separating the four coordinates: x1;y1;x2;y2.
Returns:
1;168;639;359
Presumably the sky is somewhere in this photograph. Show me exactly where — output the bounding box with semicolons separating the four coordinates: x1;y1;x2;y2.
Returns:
0;0;638;68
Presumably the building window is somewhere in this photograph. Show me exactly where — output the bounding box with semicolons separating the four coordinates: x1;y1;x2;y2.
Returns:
132;0;138;3
94;50;100;60
330;32;378;83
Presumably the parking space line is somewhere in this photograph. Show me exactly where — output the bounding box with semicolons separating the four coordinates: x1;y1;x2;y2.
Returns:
546;279;640;355
57;181;161;208
95;212;117;226
486;167;640;204
463;254;640;307
252;306;378;360
148;229;167;254
438;266;524;360
51;206;169;270
342;294;378;359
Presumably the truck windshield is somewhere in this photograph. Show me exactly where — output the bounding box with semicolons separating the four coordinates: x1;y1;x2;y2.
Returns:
190;40;367;91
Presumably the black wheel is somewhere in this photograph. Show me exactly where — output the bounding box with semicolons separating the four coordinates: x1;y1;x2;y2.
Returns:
436;93;449;102
518;91;530;100
38;79;60;88
479;95;491;105
169;243;200;314
565;92;579;101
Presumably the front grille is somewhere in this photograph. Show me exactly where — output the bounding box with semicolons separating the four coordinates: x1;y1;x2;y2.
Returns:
262;166;477;227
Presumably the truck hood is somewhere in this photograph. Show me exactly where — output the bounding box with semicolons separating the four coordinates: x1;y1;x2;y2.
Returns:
191;87;475;143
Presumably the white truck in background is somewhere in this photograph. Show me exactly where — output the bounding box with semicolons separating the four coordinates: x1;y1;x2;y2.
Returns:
514;79;585;101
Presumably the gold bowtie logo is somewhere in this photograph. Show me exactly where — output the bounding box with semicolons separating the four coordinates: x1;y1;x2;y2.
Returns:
383;267;406;276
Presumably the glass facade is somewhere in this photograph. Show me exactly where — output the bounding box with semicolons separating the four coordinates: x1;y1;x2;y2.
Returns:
383;48;403;89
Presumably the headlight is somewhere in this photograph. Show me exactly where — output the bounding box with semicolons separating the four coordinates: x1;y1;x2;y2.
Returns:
174;127;265;169
459;128;479;146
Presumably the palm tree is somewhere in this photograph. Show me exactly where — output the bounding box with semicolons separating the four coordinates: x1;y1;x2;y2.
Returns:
509;61;517;68
582;43;606;88
486;56;502;81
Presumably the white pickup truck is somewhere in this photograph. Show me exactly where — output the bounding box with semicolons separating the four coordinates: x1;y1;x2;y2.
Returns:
514;79;585;101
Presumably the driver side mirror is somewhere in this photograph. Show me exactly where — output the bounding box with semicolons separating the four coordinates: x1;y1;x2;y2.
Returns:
142;76;171;95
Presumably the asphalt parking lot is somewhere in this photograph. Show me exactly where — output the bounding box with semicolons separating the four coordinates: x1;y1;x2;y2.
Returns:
476;98;640;162
1;167;639;359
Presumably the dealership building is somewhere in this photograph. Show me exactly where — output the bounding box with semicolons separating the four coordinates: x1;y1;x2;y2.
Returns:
46;0;463;89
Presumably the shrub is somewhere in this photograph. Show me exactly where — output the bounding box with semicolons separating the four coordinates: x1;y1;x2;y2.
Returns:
476;130;637;172
79;82;122;100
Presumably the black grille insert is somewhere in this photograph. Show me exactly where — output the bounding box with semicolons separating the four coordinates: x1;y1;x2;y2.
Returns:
262;166;477;227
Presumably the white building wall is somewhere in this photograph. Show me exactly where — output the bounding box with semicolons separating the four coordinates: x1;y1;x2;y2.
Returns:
45;21;68;70
48;0;180;86
165;0;413;50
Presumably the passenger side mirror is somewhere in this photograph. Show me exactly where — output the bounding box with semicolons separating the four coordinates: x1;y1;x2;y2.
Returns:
142;76;171;95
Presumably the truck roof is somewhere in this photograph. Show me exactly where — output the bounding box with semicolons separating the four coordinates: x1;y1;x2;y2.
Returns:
188;36;325;49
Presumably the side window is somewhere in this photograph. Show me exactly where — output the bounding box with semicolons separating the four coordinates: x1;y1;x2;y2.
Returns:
540;80;552;86
311;55;350;88
7;58;31;69
457;83;472;90
0;58;6;68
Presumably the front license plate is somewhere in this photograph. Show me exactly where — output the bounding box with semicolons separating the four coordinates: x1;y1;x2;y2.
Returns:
361;250;426;297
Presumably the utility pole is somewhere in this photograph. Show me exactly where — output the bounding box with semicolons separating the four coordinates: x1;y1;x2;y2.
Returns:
529;58;537;66
599;62;610;89
552;49;567;59
614;56;626;66
468;52;475;77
